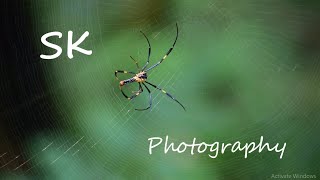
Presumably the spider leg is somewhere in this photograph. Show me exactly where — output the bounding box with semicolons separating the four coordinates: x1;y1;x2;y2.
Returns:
146;23;179;72
135;83;152;111
114;70;135;80
140;31;151;71
120;83;143;100
130;56;140;70
145;81;186;111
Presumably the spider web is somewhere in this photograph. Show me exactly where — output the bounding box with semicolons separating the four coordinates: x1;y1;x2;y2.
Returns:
1;0;320;179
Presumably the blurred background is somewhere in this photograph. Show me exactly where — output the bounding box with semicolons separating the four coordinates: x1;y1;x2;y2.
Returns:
1;0;320;179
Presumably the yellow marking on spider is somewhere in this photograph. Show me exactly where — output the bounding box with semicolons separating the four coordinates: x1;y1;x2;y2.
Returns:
128;98;131;100
163;55;167;59
162;90;166;93
124;71;128;73
136;93;140;95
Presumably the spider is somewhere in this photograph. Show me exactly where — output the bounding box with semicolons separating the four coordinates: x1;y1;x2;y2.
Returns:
114;23;185;111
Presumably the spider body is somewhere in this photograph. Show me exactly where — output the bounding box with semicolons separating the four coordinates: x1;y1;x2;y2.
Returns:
120;71;147;86
115;23;185;111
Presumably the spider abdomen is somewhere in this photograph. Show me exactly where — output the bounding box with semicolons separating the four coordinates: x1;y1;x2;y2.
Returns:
120;78;135;86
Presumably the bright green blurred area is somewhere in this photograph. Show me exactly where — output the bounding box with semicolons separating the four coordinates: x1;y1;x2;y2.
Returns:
18;0;320;179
